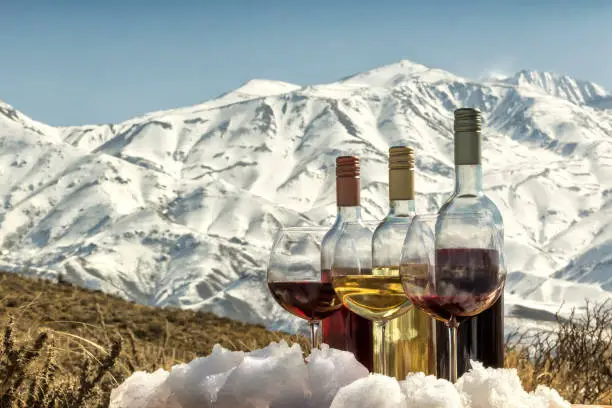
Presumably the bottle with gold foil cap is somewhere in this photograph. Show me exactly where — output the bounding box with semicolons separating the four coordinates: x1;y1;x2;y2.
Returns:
321;155;374;371
371;146;436;378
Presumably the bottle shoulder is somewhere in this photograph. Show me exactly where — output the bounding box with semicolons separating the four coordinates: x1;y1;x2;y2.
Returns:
436;194;504;248
373;214;414;233
320;225;340;267
439;194;503;221
321;223;341;249
371;215;412;266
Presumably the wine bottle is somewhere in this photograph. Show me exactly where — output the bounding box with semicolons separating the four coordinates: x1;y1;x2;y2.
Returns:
435;108;505;378
321;156;374;371
371;146;436;378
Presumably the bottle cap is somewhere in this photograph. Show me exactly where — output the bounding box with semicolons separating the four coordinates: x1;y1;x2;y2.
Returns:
389;146;415;170
454;108;482;165
336;156;360;206
454;108;482;133
336;156;360;178
388;146;415;201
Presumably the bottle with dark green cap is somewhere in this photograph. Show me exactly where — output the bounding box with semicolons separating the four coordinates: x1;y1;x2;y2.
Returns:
435;108;505;379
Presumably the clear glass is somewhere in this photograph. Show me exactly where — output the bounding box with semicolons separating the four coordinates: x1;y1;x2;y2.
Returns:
399;212;506;383
320;205;375;371
371;213;413;377
267;227;343;349
438;164;504;248
332;220;412;374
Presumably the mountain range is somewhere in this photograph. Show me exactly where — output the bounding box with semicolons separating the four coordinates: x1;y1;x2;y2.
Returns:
1;60;611;333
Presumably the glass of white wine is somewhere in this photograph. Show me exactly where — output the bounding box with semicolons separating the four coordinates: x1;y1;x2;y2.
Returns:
331;220;413;374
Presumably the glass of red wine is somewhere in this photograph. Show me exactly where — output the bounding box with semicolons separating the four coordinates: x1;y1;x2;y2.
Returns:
267;226;344;349
399;212;506;383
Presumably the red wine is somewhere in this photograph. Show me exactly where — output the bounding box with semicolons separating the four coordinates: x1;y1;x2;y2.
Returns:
322;269;374;371
410;291;501;324
434;248;504;378
268;281;342;321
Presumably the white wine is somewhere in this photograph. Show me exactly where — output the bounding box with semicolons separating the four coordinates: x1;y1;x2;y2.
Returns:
332;267;412;321
372;146;436;378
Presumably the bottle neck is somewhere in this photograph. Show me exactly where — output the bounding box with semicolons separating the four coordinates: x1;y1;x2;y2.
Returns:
388;166;414;218
337;205;362;222
455;164;483;195
388;199;415;218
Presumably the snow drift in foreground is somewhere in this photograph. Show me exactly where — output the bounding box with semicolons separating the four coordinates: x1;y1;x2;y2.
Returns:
109;341;570;408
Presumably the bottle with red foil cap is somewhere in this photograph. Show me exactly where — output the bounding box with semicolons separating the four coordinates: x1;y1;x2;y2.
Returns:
320;156;374;371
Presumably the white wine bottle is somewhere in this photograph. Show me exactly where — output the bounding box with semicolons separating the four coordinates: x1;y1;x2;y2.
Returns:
372;146;436;378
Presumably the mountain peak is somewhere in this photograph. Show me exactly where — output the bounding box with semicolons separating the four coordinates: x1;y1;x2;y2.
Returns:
340;59;462;88
232;79;301;97
130;79;303;123
0;99;59;139
502;69;609;105
200;79;301;109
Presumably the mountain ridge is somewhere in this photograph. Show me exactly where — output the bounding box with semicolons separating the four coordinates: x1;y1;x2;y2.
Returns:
3;60;611;128
0;60;611;334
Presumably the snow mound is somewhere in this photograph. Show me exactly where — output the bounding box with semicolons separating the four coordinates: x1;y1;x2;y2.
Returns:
109;342;571;408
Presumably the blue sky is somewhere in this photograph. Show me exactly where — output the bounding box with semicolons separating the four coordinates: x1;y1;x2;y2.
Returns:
1;0;611;126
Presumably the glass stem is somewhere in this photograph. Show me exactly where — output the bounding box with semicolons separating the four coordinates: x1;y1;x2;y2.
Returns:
377;320;387;375
447;316;459;383
310;320;321;350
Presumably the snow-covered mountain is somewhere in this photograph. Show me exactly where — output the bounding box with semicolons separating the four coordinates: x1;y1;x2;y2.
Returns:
1;60;611;333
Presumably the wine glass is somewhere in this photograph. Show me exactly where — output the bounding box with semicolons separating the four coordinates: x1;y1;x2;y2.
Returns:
331;220;413;374
267;227;343;349
399;212;506;383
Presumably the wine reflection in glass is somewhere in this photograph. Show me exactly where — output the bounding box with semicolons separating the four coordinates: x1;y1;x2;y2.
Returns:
331;220;413;374
267;227;343;349
399;213;506;383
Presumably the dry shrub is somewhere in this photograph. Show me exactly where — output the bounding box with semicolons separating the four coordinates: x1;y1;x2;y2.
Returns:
506;299;612;405
0;316;120;407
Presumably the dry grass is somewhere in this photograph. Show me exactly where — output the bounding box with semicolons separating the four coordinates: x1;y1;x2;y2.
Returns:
0;272;307;407
0;271;609;406
505;299;612;405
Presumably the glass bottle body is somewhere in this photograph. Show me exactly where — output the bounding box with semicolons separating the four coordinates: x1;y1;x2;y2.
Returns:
372;200;436;378
321;206;374;371
435;165;505;379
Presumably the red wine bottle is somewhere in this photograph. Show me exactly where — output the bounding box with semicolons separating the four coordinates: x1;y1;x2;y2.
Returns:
321;156;374;371
435;109;505;378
